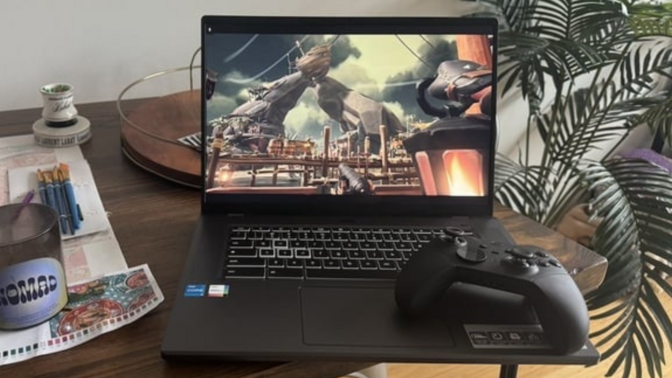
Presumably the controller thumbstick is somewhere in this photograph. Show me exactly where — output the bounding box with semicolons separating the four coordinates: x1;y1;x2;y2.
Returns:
444;226;466;237
455;236;487;263
506;246;535;259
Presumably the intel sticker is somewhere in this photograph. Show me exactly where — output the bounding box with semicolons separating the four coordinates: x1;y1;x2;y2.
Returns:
208;284;229;297
184;285;206;297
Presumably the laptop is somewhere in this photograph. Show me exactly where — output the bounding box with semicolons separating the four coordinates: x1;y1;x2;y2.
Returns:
162;15;595;364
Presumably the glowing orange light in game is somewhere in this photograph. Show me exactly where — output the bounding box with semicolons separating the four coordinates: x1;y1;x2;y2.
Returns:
442;150;484;196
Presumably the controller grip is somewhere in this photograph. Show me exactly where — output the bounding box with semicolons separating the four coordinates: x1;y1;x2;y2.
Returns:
532;274;590;354
395;240;455;316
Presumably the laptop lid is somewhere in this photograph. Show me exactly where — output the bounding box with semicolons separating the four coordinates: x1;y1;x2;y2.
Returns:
201;16;497;218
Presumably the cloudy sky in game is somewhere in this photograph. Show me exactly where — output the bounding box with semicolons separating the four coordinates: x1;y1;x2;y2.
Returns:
203;33;461;140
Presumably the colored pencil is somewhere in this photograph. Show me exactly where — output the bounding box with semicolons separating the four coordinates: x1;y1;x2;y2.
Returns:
58;163;81;231
43;170;68;235
36;170;48;205
53;167;74;235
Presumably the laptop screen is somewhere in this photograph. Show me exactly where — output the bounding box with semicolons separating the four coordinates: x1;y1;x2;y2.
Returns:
201;17;497;217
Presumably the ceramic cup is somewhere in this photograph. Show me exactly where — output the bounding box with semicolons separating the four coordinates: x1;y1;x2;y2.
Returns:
40;83;78;124
0;203;67;330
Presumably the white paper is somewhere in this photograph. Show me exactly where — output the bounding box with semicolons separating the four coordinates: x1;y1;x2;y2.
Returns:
0;134;83;205
8;160;110;240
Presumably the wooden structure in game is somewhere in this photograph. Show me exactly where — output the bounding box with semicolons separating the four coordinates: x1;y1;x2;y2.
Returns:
207;124;422;195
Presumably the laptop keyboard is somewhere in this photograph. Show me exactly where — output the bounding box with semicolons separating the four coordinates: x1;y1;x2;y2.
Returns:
223;225;474;280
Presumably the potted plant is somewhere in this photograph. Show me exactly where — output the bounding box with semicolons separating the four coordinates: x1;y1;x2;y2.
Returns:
464;0;672;377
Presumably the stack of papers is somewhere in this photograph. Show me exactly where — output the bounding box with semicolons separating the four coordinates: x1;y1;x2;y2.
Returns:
0;134;164;366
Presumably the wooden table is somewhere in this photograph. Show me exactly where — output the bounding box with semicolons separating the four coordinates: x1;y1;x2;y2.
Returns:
0;100;607;378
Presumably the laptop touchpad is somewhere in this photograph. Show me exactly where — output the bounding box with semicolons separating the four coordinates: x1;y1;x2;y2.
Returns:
300;286;454;347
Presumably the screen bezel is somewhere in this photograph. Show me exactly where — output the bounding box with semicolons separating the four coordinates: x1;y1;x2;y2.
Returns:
201;16;498;218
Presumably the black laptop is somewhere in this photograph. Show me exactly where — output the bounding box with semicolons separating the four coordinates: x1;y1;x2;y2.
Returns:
162;16;598;364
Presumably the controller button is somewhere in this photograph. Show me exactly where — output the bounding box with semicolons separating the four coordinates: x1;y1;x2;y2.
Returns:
507;247;535;259
479;244;488;249
539;261;551;267
549;260;561;267
503;256;531;268
534;251;549;258
457;248;488;263
511;258;531;268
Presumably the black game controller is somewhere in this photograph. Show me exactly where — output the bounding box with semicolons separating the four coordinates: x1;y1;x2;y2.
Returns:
395;228;590;354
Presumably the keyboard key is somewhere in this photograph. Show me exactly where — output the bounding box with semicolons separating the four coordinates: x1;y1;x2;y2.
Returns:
383;234;400;242
324;241;341;250
378;261;398;270
359;241;376;250
395;242;412;251
228;258;265;267
350;233;366;241
342;241;359;250
400;234;415;242
332;232;349;241
385;251;402;260
324;260;341;269
230;240;254;249
229;230;247;240
225;267;265;278
313;249;330;259
308;241;323;249
232;226;250;232
268;268;303;279
414;229;432;234
295;249;311;259
274;240;289;249
416;234;432;242
360;260;377;270
348;250;365;260
314;231;330;241
306;269;397;280
249;231;264;240
366;250;384;260
366;234;384;242
305;260;322;269
277;249;293;258
290;240;306;249
256;240;272;248
376;242;395;251
268;259;285;268
259;248;274;258
286;260;304;268
228;248;257;258
331;250;347;259
342;260;359;270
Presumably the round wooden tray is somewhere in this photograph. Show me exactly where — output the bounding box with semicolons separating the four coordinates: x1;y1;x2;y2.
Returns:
119;89;202;188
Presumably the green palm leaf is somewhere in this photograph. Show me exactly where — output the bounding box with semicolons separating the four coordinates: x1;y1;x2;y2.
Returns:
494;154;553;221
634;96;672;147
582;159;672;378
469;0;627;111
627;3;672;38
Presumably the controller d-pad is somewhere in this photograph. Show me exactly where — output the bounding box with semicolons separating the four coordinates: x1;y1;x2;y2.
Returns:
506;247;535;259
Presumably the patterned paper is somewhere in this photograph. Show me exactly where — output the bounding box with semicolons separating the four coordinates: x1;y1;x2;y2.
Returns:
0;265;163;366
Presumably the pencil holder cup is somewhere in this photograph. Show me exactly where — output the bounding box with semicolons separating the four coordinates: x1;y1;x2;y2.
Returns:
0;203;67;330
40;83;78;125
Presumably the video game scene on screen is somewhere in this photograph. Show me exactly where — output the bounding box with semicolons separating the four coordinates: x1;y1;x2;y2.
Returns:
202;32;493;196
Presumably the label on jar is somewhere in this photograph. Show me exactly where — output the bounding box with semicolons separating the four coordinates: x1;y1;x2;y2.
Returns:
0;257;67;330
